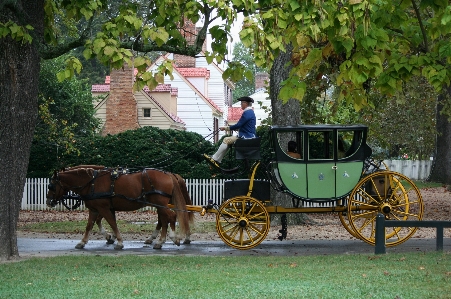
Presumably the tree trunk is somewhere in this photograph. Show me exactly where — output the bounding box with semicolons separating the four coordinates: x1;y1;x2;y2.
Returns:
269;44;304;226
0;1;43;260
428;86;451;184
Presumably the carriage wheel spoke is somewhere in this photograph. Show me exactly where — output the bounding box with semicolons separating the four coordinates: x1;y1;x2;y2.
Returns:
217;196;269;250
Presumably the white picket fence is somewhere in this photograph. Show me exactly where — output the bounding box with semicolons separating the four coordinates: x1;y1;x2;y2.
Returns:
21;160;433;211
383;160;433;180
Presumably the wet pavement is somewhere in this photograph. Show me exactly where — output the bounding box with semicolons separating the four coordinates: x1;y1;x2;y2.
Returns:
18;237;451;258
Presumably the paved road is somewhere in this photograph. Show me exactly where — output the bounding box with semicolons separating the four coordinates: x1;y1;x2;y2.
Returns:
18;237;451;258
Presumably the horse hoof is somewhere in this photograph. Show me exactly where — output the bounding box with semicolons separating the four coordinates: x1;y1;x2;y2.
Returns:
144;239;153;245
153;244;162;249
174;240;181;246
114;244;124;250
183;240;191;245
75;243;85;249
106;239;115;244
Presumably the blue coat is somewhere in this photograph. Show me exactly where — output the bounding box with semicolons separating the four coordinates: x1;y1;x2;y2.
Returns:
230;109;257;138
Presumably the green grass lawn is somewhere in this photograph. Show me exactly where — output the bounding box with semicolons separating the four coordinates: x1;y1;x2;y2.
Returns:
1;253;450;299
9;180;450;298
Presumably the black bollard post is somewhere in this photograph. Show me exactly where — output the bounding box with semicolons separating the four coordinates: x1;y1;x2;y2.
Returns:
375;213;386;254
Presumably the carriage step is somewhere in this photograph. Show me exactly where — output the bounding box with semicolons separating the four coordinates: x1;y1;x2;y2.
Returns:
203;154;241;174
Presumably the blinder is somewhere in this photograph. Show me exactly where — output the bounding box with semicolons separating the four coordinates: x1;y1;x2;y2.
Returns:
48;182;56;191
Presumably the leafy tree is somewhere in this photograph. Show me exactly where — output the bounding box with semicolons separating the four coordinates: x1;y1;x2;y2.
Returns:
361;77;437;160
238;0;451;182
0;0;237;260
231;42;267;102
2;0;451;260
28;55;101;178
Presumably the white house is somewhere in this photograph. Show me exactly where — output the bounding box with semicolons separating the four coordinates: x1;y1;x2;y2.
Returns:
231;87;270;127
147;52;234;142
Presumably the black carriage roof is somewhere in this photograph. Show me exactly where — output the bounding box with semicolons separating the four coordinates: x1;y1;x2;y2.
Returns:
270;124;368;131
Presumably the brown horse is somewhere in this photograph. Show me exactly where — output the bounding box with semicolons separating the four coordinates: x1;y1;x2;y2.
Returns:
60;165;194;244
47;167;192;249
61;166;194;246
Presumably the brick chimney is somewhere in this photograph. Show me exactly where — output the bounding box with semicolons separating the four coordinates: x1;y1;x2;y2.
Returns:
102;65;139;136
255;72;269;90
173;19;205;68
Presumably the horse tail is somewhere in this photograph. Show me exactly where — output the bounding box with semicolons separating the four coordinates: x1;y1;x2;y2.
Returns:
173;173;194;224
170;175;191;236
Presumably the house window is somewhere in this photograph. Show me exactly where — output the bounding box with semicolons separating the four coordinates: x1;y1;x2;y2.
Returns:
143;108;151;118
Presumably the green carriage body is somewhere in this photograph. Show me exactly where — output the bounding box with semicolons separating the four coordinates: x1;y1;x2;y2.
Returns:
198;124;424;250
270;124;372;201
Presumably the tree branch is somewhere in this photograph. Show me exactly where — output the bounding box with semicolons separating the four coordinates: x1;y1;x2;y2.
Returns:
411;0;428;53
39;19;93;60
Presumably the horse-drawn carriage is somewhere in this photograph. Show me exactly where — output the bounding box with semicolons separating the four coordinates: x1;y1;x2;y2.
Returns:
47;124;424;251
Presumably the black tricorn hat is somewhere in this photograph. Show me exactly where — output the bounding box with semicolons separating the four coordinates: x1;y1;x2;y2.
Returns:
238;96;254;103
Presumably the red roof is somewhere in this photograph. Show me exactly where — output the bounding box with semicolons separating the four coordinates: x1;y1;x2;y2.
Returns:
91;85;110;92
142;84;178;96
228;107;243;122
177;68;210;79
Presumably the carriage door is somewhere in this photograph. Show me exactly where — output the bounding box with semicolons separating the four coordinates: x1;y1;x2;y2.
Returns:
335;130;365;198
306;130;336;199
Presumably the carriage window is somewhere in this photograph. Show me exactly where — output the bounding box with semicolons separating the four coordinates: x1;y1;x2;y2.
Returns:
308;131;333;160
277;131;303;159
338;130;363;159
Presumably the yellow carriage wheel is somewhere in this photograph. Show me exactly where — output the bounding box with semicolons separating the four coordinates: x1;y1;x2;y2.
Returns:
336;197;360;238
216;196;270;250
338;211;360;239
347;171;424;247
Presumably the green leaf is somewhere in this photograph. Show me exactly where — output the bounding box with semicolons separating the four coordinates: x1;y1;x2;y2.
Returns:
439;43;451;59
134;56;148;68
56;71;66;82
360;36;377;49
93;39;106;53
341;37;354;55
103;46;115;56
80;7;93;20
290;1;301;11
278;19;287;29
355;56;370;68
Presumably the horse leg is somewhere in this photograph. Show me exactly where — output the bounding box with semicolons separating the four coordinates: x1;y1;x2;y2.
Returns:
144;213;162;245
167;210;181;246
153;208;174;249
96;213;116;244
76;209;98;249
182;217;192;245
98;208;124;250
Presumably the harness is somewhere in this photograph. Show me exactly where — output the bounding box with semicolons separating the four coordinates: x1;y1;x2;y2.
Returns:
50;168;173;209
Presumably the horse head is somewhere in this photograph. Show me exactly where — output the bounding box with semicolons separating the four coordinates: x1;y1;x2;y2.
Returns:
46;170;67;207
47;167;110;209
